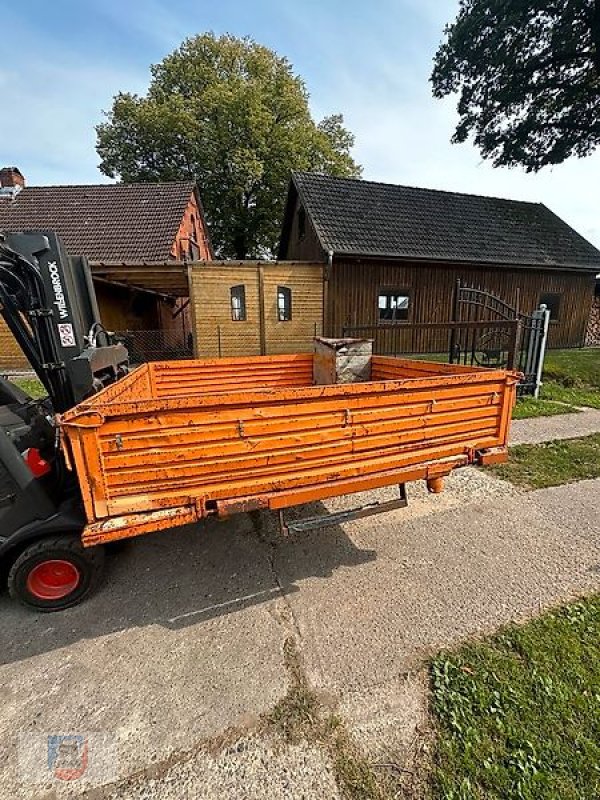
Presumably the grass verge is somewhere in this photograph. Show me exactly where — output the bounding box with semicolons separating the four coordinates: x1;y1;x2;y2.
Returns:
511;348;600;419
543;348;600;387
512;397;578;420
540;381;600;410
489;433;600;490
430;596;600;800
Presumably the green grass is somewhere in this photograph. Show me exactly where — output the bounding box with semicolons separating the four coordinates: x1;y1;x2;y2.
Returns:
490;433;600;490
512;397;578;420
430;596;600;800
543;348;600;388
540;381;600;410
513;348;600;419
10;377;46;399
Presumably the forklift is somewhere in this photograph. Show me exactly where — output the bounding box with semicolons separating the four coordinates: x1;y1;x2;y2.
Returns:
0;231;128;611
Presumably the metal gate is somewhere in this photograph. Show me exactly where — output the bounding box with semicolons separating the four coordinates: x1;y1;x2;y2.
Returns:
451;281;550;396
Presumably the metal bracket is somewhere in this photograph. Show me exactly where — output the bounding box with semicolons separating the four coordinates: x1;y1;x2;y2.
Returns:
278;483;408;536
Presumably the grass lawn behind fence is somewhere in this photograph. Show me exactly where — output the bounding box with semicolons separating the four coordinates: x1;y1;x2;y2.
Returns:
430;596;600;800
489;433;600;490
515;347;600;418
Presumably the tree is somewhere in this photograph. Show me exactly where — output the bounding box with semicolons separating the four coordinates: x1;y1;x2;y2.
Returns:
430;0;600;171
96;33;361;258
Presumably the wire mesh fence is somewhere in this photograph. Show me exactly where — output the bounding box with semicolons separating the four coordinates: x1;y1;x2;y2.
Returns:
114;330;193;364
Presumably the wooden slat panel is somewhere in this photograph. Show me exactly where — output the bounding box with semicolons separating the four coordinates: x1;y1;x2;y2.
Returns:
328;259;595;350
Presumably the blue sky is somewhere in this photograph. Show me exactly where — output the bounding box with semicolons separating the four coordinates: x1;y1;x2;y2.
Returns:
2;0;599;246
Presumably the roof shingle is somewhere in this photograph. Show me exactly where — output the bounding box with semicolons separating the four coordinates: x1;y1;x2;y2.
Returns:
0;181;197;261
283;172;600;271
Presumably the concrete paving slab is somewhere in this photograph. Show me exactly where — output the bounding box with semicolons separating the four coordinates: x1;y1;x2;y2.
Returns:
0;515;291;799
511;407;600;445
103;734;340;800
277;478;600;691
0;505;377;798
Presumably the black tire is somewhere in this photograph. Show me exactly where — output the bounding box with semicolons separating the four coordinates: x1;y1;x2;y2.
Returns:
7;535;105;611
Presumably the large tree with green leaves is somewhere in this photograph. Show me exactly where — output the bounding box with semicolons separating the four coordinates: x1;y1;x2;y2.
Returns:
431;0;600;171
96;33;361;258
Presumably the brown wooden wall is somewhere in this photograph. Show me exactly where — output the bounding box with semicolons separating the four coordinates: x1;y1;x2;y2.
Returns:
284;202;326;262
327;258;595;350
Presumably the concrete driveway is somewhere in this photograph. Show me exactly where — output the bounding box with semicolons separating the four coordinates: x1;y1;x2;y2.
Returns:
1;469;599;798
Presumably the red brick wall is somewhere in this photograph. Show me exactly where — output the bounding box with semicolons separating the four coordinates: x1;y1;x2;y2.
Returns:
171;191;213;261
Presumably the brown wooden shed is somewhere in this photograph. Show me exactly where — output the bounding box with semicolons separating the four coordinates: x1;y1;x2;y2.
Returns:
278;172;600;350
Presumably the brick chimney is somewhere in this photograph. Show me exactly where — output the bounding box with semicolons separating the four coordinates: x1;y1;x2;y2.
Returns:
0;167;25;189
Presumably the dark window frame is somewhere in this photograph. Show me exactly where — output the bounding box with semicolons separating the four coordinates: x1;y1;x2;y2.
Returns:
230;284;246;321
377;288;411;322
277;286;292;322
538;291;562;322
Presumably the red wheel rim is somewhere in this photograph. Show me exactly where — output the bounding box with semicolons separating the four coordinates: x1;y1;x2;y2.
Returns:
26;560;81;600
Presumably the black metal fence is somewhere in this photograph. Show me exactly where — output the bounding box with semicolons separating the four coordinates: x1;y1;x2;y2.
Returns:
342;319;521;367
452;283;551;396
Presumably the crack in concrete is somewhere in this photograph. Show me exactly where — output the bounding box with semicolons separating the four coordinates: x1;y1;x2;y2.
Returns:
248;510;304;644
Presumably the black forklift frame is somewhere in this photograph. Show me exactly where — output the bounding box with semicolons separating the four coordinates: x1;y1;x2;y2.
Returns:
0;231;127;563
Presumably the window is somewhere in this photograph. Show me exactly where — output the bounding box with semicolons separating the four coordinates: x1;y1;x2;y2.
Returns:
230;285;246;321
297;207;306;240
277;286;292;321
538;292;561;321
188;213;197;259
378;290;410;321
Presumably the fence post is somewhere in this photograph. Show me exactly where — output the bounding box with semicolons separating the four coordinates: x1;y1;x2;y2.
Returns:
449;279;461;363
258;265;267;355
217;325;222;358
506;319;521;370
533;305;551;399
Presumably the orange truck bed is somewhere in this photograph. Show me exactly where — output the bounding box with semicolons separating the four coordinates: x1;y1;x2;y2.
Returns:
58;354;519;546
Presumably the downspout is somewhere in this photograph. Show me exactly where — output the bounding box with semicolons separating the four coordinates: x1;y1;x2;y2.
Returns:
323;250;333;338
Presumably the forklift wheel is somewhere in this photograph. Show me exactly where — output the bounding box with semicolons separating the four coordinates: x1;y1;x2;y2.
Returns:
7;535;105;611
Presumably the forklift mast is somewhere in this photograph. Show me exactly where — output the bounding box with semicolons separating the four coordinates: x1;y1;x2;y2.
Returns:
0;231;128;413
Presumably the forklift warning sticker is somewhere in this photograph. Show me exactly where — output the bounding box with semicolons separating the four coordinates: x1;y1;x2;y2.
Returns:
18;732;118;785
57;323;77;348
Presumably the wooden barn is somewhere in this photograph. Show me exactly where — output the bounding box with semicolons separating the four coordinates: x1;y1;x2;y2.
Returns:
279;172;600;350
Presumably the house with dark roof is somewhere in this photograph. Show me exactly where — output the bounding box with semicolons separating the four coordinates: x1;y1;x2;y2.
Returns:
279;172;600;349
0;167;213;367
